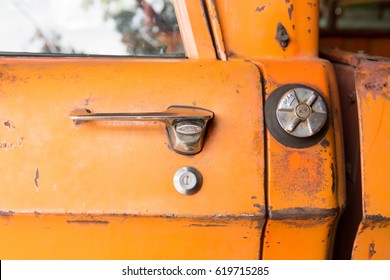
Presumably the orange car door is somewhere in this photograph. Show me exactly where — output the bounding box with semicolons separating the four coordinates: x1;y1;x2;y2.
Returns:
0;0;265;259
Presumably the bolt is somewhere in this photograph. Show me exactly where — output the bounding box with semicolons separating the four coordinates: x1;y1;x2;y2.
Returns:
295;103;312;120
173;166;202;195
276;87;328;138
276;23;290;49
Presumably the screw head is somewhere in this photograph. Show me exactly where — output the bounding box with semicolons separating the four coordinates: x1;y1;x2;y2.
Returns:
173;166;202;195
276;88;328;138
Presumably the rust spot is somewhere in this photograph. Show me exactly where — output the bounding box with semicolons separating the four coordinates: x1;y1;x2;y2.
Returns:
0;72;17;83
357;61;390;100
307;16;311;21
188;224;227;227
308;29;311;33
251;196;257;200
253;203;266;215
364;81;388;92
67;220;110;224
3;121;12;128
229;50;237;58
285;0;290;3
269;207;340;220
255;6;266;13
368;242;376;259
271;150;327;199
288;4;294;20
366;214;390;222
275;23;290;49
34;168;39;189
330;163;336;193
0;211;15;216
321;139;330;148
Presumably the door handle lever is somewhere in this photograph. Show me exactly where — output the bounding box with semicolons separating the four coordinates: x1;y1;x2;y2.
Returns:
70;106;214;155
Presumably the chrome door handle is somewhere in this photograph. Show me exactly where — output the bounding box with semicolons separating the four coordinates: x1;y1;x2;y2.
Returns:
70;106;214;155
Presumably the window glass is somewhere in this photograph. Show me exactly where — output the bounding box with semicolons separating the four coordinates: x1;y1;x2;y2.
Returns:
0;0;185;56
320;0;390;31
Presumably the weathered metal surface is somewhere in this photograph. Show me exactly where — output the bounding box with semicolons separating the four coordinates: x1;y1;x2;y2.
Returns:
0;58;265;259
214;0;319;58
352;220;390;260
352;60;390;259
275;87;328;138
204;0;227;61
0;214;263;259
262;217;337;260
320;47;390;67
269;207;339;220
253;59;345;259
324;49;390;259
173;0;215;59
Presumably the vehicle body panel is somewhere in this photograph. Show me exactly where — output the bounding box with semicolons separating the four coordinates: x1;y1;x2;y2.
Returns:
321;48;390;259
352;59;390;260
214;0;320;58
252;59;345;259
0;58;266;259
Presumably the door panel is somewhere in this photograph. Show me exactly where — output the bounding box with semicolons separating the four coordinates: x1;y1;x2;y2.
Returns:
0;58;265;258
0;215;261;259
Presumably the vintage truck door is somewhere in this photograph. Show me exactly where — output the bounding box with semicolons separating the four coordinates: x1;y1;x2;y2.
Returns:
0;0;265;259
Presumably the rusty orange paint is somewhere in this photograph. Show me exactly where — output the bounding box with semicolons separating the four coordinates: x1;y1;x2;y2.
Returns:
214;0;319;58
0;214;262;259
321;49;390;259
174;0;216;59
251;59;345;259
262;218;336;260
352;60;390;259
0;59;265;259
352;220;390;260
205;0;227;61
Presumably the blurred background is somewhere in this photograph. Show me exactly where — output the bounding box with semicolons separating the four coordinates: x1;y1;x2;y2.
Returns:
320;0;390;57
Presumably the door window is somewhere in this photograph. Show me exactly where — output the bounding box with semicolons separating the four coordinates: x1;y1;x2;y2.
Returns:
0;0;185;56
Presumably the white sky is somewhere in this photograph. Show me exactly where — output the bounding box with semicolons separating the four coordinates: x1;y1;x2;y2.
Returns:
0;0;137;55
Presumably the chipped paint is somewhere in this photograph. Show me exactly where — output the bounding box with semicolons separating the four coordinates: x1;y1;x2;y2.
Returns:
321;139;330;148
204;0;227;60
0;119;23;151
66;219;110;224
330;163;336;194
255;6;266;13
253;203;266;215
34;168;39;189
0;211;15;216
368;242;376;258
269;207;339;220
270;150;327;199
365;214;390;222
288;4;294;20
188;223;227;227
